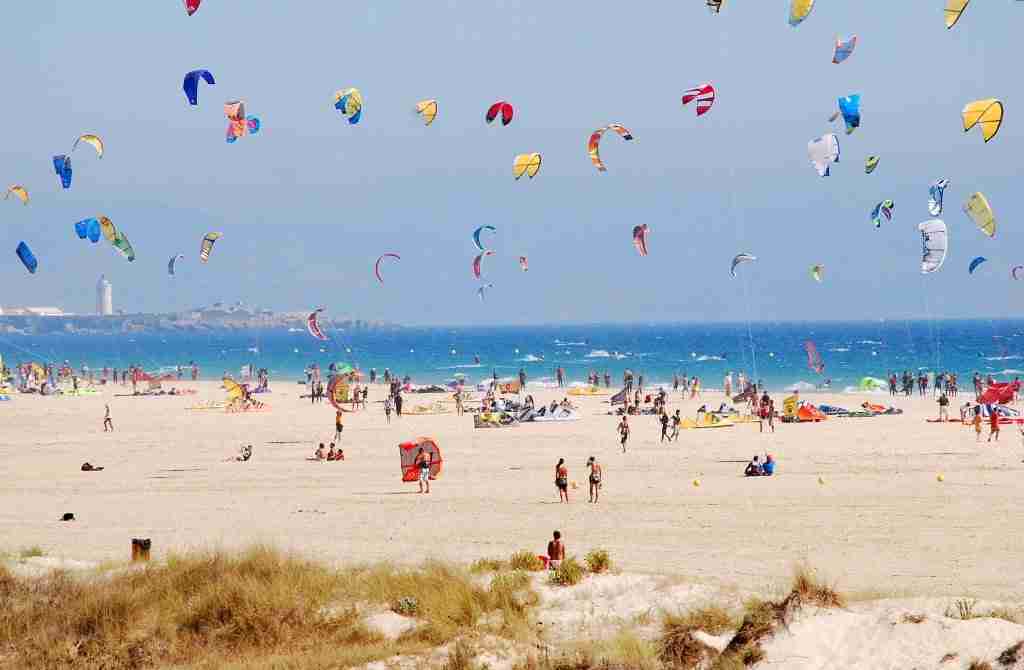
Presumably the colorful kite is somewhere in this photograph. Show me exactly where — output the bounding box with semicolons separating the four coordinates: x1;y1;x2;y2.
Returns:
415;99;438;126
632;225;649;257
836;94;861;134
15;241;36;274
334;88;363;124
962;99;1003;143
789;0;815;26
681;83;715;116
4;185;28;205
810;264;824;282
472;250;495;279
399;438;442;482
74;218;101;243
864;156;879;174
832;35;857;64
307;308;327;340
473;225;496;251
513;153;542;179
99;216;135;262
805;341;825;374
871;200;895;228
588;124;634;172
224;101;260;143
53;155;72;189
968;256;988;275
945;0;970;29
929;179;950;216
200;232;222;262
519;256;529;272
184;0;201;15
485;100;514;126
808;134;840;176
73;134;104;159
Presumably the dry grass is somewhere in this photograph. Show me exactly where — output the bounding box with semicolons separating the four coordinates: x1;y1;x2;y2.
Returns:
17;546;44;559
658;605;735;669
471;557;508;574
967;660;993;670
0;545;536;670
998;640;1024;666
510;550;546;572
901;613;927;624
549;557;585;587
584;549;612;575
791;565;845;608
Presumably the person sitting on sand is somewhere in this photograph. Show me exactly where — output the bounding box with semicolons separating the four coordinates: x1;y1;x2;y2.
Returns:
81;462;104;472
547;530;565;570
696;404;707;424
312;443;326;461
762;454;775;476
744;455;763;477
236;445;253;462
326;444;337;461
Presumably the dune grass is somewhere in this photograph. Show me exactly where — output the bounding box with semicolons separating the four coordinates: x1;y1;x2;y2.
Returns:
17;546;44;559
510;550;546;572
584;549;612;575
549;557;585;587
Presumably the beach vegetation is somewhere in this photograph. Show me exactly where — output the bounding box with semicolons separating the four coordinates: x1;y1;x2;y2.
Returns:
584;549;612;574
549;556;585;587
471;557;508;573
17;546;44;559
998;640;1024;665
946;598;978;620
901;612;927;624
967;660;993;670
510;550;546;572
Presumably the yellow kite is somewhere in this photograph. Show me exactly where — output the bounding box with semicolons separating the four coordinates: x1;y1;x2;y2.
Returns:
945;0;970;29
962;98;1003;143
4;185;28;205
415;99;438;126
73;134;104;158
788;0;814;27
963;192;996;238
513;153;542;180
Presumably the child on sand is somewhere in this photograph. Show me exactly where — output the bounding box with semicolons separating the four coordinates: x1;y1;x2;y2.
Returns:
547;530;565;570
555;458;569;503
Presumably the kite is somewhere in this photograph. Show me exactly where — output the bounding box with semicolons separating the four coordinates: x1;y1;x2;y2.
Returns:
513;153;542;179
4;186;28;205
183;69;215;106
1012;266;1023;280
399;438;442;482
871;200;894;228
963;192;996;238
962;99;1003;143
73;134;104;159
74;218;101;243
681;83;715;116
929;179;950;216
415;99;437;126
945;0;970;29
836;94;861;134
99;216;135;261
632;225;649;257
375;253;400;283
919;219;948;274
789;0;815;26
804;341;825;374
808;134;840;177
476;283;494;301
184;0;201;15
472;250;495;279
810;264;824;282
167;254;184;276
968;256;988;274
588;124;634;172
865;156;879;174
53;155;72;189
307;308;327;340
472;225;496;251
334;88;363;124
327;375;350;411
519;256;529;271
15;241;36;274
485;100;514;126
832;35;857;64
707;0;725;13
200;231;222;263
730;253;756;278
224;101;260;143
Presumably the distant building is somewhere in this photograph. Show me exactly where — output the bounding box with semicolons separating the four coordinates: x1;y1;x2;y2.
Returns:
96;275;112;316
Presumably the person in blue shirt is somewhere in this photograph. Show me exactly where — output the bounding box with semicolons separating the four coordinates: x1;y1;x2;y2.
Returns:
762;454;776;476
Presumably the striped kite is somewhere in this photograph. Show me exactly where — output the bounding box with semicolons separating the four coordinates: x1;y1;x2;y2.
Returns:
681;83;715;116
588;124;634;172
200;232;222;263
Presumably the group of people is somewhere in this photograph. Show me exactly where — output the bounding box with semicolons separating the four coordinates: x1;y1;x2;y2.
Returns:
744;454;776;477
310;442;345;461
554;456;603;503
891;370;960;398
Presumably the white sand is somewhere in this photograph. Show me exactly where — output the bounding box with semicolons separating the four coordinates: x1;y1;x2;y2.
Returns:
1;380;1022;604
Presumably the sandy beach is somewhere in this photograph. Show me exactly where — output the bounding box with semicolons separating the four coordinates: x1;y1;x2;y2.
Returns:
2;380;1020;601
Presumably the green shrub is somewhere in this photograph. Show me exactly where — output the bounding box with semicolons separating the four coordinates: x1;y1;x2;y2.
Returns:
509;550;545;572
583;549;611;574
548;557;584;587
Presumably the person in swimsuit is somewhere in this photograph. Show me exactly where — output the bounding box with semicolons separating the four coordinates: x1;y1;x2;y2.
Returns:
555;458;569;502
415;447;432;493
547;530;565;570
334;410;344;441
384;395;392;424
660;411;669;443
103;404;113;432
988;408;1001;443
974;409;983;441
618;416;629;453
587;456;602;503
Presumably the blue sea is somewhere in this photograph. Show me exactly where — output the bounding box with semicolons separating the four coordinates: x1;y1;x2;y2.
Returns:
3;320;1024;392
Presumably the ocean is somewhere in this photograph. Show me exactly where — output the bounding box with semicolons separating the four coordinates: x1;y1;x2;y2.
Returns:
2;320;1024;392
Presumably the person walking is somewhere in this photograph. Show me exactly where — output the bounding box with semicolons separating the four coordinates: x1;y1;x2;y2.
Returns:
394;391;403;417
555;458;569;503
334;410;344;442
103;404;113;432
587;456;602;503
618;416;630;453
988;408;1001;443
660;411;669;443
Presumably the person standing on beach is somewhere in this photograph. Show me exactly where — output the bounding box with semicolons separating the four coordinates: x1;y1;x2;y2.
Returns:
334;410;344;441
394;391;403;417
384;395;392;424
724;372;732;399
938;392;950;422
519;368;527;389
415;447;432;494
454;390;463;416
670;410;681;441
587;456;602;503
554;458;569;503
988;408;1001;443
618;416;630;453
660;411;669;443
103;404;113;432
973;408;983;441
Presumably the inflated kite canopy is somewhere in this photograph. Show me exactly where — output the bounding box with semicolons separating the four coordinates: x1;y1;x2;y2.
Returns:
472;250;494;279
837;94;861;134
706;0;725;14
334;88;363;124
224;101;260;143
681;83;715;116
519;256;529;272
415;99;438;126
74;218;101;243
183;70;215;106
375;253;400;283
307;308;327;340
807;134;840;177
168;254;184;276
472;225;496;251
53;155;72;189
16;241;37;274
476;283;494;301
485;100;514;126
73;134;104;159
513;153;542;180
963;192;996;238
730;253;756;278
588;124;634;172
4;185;28;205
968;256;988;275
632;225;649;257
962;99;1003;143
805;341;824;373
918;220;948;274
929;178;950;216
832;35;857;64
100;216;135;262
789;0;814;27
864;156;879;174
810;264;824;283
398;438;442;482
200;231;222;263
871;200;894;228
1012;266;1023;281
184;0;201;16
945;0;970;29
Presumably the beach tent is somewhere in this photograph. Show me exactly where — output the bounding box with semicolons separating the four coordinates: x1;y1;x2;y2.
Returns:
398;437;442;482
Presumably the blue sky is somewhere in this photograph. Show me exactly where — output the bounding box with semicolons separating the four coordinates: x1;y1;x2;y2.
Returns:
2;1;1022;324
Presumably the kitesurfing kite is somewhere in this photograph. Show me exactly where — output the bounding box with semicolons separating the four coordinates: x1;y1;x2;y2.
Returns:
808;134;840;176
307;308;327;340
200;232;221;263
399;438;442;482
53;155;72;189
707;0;725;13
929;179;950;216
865;156;879;174
472;250;494;279
519;256;529;272
963;192;996;238
476;283;494;301
415;99;437;126
681;83;715;116
15;241;36;274
969;256;988;274
804;340;825;374
99;216;135;262
832;35;857;64
945;0;970;29
632;225;649;257
588;124;634;172
789;0;815;26
184;0;201;15
730;253;756;278
1012;266;1024;281
4;186;28;205
513;153;542;179
74;218;101;243
485;101;514;126
836;95;861;134
810;264;824;282
472;225;496;251
871;200;894;228
334;88;363;124
375;253;400;283
224;101;260;143
962;99;1003;143
73;134;104;159
167;254;184;276
183;70;215;106
919;220;948;274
